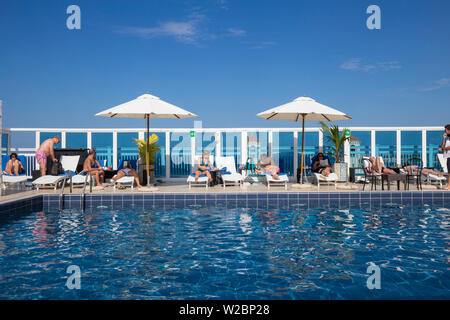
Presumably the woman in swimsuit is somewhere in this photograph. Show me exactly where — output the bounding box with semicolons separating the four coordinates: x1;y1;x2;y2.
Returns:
194;150;214;182
4;153;25;176
312;153;332;177
112;161;142;189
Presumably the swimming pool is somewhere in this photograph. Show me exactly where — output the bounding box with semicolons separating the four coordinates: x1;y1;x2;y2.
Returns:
0;194;449;299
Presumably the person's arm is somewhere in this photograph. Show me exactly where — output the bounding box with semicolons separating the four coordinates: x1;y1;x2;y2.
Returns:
49;142;57;162
95;160;103;170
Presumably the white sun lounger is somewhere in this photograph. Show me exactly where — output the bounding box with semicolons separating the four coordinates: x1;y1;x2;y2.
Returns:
1;155;28;189
32;155;80;191
313;172;338;189
113;159;139;190
186;156;215;189
266;172;289;190
216;156;243;188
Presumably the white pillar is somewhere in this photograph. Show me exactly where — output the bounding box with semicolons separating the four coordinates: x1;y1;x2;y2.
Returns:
268;130;273;158
138;131;144;141
113;131;118;170
422;130;427;168
61;131;66;148
215;131;221;159
165;131;170;178
318;130;323;153
0;100;2;189
35;131;40;168
293;131;298;178
396;129;401;166
241;131;247;166
344;139;350;171
371;130;376;157
190;132;196;171
87;131;92;149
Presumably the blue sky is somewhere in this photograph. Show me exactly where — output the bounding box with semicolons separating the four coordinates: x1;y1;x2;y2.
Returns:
0;0;449;129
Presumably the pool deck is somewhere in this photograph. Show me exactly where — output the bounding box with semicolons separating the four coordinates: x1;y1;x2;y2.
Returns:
0;179;444;206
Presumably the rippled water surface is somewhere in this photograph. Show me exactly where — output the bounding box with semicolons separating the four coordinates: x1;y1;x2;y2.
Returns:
0;203;449;299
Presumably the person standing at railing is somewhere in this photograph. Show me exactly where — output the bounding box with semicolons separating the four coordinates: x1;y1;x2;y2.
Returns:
36;136;60;176
438;124;450;190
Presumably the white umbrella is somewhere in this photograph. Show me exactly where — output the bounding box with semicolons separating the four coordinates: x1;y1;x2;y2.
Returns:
256;96;351;183
96;93;199;186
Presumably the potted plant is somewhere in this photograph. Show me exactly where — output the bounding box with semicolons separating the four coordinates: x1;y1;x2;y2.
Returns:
320;122;350;181
133;134;160;185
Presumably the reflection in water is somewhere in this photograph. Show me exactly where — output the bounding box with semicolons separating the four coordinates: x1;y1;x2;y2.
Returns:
0;203;448;299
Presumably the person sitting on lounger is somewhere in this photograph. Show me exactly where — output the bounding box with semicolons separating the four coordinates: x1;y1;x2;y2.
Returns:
112;160;142;189
83;148;105;188
194;150;214;182
3;153;25;176
256;154;280;180
312;152;332;177
368;156;397;174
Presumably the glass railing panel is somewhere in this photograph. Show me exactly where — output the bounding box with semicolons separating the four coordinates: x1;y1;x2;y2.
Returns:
117;132;139;166
427;130;444;170
2;133;8;155
272;132;294;175
170;132;191;177
349;131;371;174
375;131;396;167
401;131;422;166
297;132;319;175
92;132;113;168
221;132;241;171
247;132;269;166
195;132;216;161
66;132;87;149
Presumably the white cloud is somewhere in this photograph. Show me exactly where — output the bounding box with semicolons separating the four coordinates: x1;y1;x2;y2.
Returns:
227;27;246;37
250;41;277;49
115;12;207;43
420;78;450;91
341;58;401;72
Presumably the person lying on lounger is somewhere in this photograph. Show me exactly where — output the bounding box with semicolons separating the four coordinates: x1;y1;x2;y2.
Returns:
312;152;332;177
112;161;142;189
403;165;445;177
194;150;214;182
3;153;25;176
367;156;397;174
83;148;105;188
256;154;280;180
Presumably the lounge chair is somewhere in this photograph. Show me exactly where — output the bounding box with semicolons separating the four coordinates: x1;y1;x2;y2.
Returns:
216;156;243;188
361;157;383;191
311;154;338;189
186;155;215;189
1;155;28;189
113;159;138;190
32;155;80;191
265;172;289;190
421;154;447;188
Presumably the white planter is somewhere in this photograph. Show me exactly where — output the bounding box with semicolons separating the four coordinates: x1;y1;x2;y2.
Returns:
332;162;348;182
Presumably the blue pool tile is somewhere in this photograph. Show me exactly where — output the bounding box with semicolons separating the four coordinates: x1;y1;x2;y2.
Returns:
309;193;319;199
308;199;319;208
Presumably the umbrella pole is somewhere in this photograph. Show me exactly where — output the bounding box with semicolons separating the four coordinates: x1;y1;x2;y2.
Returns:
300;114;305;184
146;115;151;187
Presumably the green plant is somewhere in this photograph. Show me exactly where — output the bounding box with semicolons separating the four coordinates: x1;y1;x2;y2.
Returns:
133;134;160;165
320;122;350;163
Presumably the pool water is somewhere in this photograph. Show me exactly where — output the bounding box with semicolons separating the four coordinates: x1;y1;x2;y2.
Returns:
0;203;449;299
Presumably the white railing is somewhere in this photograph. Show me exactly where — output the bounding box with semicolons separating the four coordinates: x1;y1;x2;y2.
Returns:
3;126;445;179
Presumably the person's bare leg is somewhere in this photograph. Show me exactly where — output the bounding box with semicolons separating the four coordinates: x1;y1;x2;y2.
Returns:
206;171;212;182
322;167;331;177
112;170;125;181
129;170;142;188
194;171;201;182
5;161;12;175
39;162;46;177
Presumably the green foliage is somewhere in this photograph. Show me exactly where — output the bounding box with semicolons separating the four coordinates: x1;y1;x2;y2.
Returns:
133;134;160;165
320;122;350;163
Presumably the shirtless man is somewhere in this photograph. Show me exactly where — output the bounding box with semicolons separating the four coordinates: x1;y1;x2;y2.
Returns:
256;154;280;180
83;149;105;188
36;136;60;176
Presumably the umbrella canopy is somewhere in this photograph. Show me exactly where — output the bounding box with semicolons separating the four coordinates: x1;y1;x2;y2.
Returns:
257;96;351;183
256;96;351;122
96;93;199;186
95;93;199;119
